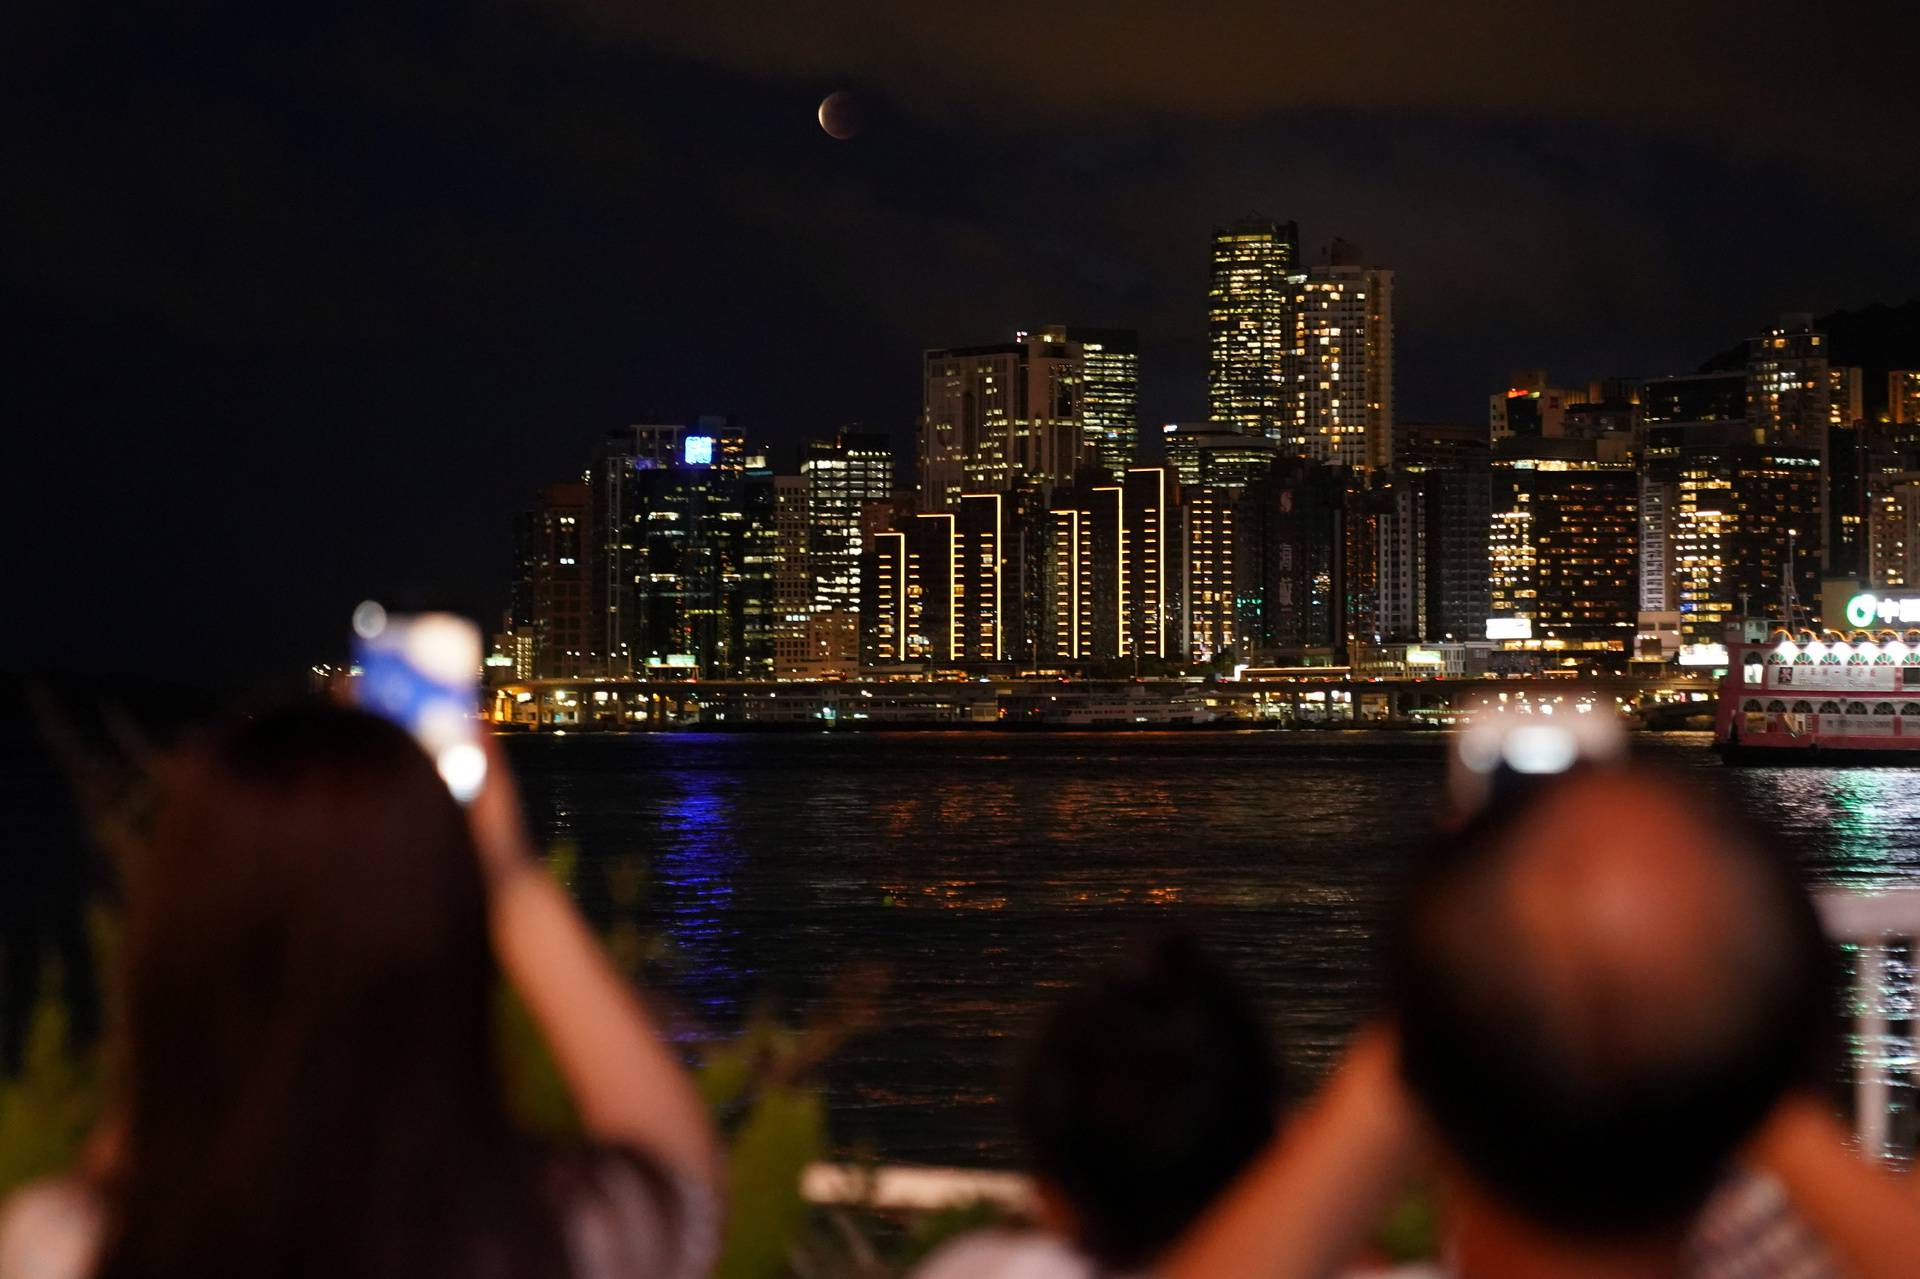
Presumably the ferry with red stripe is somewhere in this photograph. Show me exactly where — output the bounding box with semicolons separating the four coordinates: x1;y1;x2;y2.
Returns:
1715;591;1920;762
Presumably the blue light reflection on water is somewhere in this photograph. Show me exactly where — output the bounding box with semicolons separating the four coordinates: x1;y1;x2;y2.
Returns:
651;773;751;1020
505;730;1920;1165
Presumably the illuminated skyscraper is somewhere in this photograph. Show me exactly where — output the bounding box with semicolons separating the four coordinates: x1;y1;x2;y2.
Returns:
1746;314;1832;436
1207;218;1297;442
1161;422;1277;491
1035;325;1138;475
919;334;1083;510
1181;485;1236;662
1669;438;1822;645
1282;254;1394;470
1488;440;1639;651
802;430;893;665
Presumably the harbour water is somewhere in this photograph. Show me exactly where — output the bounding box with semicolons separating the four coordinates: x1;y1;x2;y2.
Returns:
507;729;1920;1166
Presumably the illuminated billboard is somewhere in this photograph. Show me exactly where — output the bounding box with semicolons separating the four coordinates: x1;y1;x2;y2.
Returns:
683;434;716;467
1845;592;1920;628
1486;617;1533;641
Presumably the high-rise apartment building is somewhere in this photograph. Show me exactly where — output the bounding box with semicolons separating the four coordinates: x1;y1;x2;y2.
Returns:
1747;314;1832;436
1282;260;1394;470
1423;468;1492;641
1181;486;1237;662
802;430;893;653
1034;326;1138;475
1668;434;1823;646
1207;218;1297;442
919;334;1084;510
520;481;593;677
1234;460;1345;657
1868;475;1920;590
1038;468;1175;663
1488;440;1639;650
1373;476;1426;642
1891;371;1920;425
771;475;815;677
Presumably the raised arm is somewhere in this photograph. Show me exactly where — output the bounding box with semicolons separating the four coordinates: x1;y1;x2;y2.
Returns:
1159;1023;1425;1279
1748;1093;1920;1279
469;736;720;1187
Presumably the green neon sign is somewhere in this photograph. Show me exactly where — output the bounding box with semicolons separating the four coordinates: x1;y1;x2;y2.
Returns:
1847;592;1920;628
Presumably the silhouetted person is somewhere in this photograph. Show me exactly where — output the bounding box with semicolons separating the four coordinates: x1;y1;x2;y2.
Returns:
916;930;1282;1278
1388;772;1832;1276
1161;769;1917;1279
0;703;720;1279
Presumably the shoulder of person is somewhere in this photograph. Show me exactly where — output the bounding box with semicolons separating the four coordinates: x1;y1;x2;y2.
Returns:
0;1178;103;1279
912;1228;1100;1279
548;1143;721;1279
1687;1167;1843;1279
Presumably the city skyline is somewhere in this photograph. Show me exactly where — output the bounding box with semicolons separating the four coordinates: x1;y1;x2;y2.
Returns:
8;0;1920;684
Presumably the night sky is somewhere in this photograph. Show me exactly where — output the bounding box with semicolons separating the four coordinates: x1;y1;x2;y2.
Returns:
7;0;1918;686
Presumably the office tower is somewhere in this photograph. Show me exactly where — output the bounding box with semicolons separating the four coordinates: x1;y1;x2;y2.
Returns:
1668;433;1823;645
1488;439;1639;651
1395;420;1489;473
1161;422;1277;491
523;481;592;678
1891;371;1920;424
1035;326;1138;474
771;475;814;677
919;334;1083;510
1234;460;1345;657
1181;486;1237;662
1207;218;1297;441
1282;258;1395;469
1747;314;1832;436
802;430;893;663
1424;468;1493;641
1867;475;1920;589
600;454;777;677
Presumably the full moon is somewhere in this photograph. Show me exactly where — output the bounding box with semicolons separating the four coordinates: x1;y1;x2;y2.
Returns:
817;90;861;141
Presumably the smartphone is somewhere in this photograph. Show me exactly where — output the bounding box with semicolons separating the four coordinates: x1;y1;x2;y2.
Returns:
351;603;488;803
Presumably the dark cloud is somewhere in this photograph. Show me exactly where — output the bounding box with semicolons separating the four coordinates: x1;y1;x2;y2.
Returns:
578;0;1920;188
2;0;1916;684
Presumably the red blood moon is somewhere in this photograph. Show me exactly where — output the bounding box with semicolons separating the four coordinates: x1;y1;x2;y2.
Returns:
817;91;861;141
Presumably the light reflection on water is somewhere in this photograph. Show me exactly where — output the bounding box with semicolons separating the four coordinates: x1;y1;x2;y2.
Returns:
507;730;1920;1166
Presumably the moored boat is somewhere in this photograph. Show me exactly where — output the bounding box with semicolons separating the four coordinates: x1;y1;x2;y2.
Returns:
1713;593;1920;763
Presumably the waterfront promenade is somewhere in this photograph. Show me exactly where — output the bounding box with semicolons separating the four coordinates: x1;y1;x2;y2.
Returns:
486;673;1719;731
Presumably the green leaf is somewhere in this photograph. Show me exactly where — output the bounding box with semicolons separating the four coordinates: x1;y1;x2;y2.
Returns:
714;1085;826;1279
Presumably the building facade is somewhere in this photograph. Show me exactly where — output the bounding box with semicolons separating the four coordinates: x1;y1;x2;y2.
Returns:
1281;262;1394;470
1207;218;1297;442
919;335;1084;511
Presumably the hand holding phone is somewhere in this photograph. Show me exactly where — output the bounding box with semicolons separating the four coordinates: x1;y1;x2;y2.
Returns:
351;602;488;802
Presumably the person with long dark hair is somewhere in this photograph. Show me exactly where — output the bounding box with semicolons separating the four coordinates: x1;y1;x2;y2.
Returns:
0;703;719;1279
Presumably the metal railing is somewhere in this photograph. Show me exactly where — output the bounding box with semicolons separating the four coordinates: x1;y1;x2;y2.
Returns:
1815;887;1920;1162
